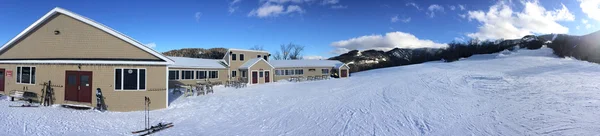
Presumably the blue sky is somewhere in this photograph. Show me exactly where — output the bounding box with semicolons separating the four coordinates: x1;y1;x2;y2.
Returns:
1;0;599;59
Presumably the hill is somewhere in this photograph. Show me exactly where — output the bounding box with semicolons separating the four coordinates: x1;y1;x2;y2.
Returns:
162;48;227;59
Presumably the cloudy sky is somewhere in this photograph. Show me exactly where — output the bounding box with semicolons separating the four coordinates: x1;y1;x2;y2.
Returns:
0;0;598;58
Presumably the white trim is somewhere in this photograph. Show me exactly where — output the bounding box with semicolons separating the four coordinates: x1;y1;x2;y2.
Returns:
168;70;180;80
263;70;272;83
250;70;258;84
15;66;36;85
208;70;219;79
114;68;147;91
165;67;168;108
195;70;207;80
0;60;170;65
0;7;174;65
239;58;274;69
229;48;270;53
180;70;195;80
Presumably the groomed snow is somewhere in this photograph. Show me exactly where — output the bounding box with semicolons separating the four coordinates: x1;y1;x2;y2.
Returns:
2;47;600;135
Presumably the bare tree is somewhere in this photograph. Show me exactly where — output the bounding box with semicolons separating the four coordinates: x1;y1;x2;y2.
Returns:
249;45;264;51
289;44;304;60
273;43;304;60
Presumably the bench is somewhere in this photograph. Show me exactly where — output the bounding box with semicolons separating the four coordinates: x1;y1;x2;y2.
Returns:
10;90;38;103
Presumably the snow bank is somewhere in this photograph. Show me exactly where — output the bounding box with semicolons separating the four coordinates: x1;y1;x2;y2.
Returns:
1;47;600;135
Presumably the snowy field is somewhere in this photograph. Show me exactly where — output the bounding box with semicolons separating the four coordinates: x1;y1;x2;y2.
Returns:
2;47;600;135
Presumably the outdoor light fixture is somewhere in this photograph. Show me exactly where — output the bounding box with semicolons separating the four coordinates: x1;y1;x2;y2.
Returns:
54;30;60;35
128;69;134;74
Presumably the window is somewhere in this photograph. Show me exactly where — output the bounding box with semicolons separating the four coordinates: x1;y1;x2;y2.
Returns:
309;69;316;71
16;66;35;84
196;71;207;79
284;70;290;75
209;71;219;79
182;70;194;80
275;70;281;75
232;54;237;60
259;71;263;77
322;69;329;74
257;55;261;58
168;70;179;80
240;54;245;61
115;68;146;90
232;71;237;77
241;71;247;77
295;69;304;75
263;55;268;61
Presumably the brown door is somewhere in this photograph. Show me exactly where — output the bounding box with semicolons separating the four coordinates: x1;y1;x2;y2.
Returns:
264;71;270;83
65;71;93;103
341;70;348;77
0;69;4;92
252;71;258;84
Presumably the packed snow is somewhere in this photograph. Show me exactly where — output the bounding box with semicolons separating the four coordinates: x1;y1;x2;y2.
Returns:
2;47;600;135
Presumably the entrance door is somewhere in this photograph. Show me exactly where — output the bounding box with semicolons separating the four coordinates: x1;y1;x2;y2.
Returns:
264;71;270;83
341;70;348;77
252;71;258;84
0;69;4;92
65;71;93;103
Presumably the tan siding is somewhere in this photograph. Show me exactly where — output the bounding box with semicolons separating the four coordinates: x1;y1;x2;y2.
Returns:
0;64;167;112
0;14;161;61
229;50;269;72
274;67;332;81
167;68;228;86
248;60;273;84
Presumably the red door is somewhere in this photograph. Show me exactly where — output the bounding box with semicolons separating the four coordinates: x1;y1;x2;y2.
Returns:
0;69;4;92
65;71;93;103
264;71;270;83
252;71;258;84
341;70;348;77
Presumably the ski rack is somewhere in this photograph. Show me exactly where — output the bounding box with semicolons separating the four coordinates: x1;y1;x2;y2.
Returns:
40;80;60;106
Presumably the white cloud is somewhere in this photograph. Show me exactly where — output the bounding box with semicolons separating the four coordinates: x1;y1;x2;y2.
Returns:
248;3;304;18
577;25;581;30
145;42;156;48
586;24;593;29
454;37;466;42
458;14;467;18
458;4;466;10
466;1;575;40
330;31;448;54
449;5;456;10
321;0;338;5
406;2;421;10
427;4;444;18
579;0;600;22
391;15;410;23
304;55;325;60
331;5;348;9
582;19;589;24
228;0;242;14
195;12;202;22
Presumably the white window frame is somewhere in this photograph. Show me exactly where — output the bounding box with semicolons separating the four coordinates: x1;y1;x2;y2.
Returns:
208;70;219;79
196;70;207;79
16;66;36;85
232;71;237;77
240;54;245;61
114;68;147;91
322;69;329;75
181;70;194;80
168;70;180;80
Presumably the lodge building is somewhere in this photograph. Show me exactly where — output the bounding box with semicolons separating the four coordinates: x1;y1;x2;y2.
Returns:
0;7;349;111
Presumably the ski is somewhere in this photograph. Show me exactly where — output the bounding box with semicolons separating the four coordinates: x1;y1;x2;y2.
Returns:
139;124;174;136
9;104;40;107
131;123;173;134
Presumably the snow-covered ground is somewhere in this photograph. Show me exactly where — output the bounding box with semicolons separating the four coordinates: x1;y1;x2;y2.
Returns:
2;47;600;135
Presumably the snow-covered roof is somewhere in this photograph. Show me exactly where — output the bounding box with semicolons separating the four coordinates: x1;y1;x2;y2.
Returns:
168;57;227;69
270;60;347;69
0;7;174;65
228;48;270;53
239;58;273;69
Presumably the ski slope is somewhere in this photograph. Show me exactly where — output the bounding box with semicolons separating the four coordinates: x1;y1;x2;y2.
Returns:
2;47;600;135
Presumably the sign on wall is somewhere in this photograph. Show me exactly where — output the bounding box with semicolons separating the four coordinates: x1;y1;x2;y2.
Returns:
6;70;12;77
